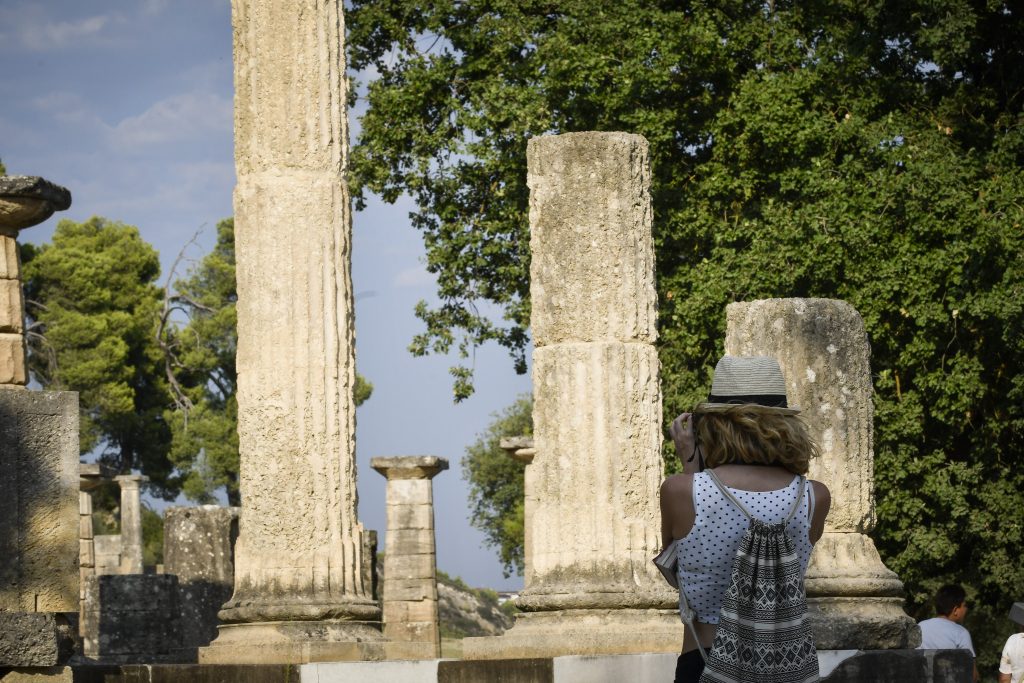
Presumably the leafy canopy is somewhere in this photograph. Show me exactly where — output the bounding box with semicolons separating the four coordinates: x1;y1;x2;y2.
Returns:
462;395;531;578
349;0;1024;668
22;217;175;496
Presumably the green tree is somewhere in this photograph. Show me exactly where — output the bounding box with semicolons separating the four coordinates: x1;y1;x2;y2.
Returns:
22;217;176;495
349;0;1024;669
0;159;6;174
162;218;375;505
462;395;531;578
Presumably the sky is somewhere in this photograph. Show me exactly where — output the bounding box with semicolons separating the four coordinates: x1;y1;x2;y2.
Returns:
0;0;531;590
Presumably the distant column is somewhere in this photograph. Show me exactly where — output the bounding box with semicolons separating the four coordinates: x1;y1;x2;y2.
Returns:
200;0;382;664
372;456;447;660
464;132;681;659
725;298;918;649
115;474;147;575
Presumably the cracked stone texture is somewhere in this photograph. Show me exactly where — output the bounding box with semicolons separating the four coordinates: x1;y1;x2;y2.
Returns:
82;574;181;660
0;389;79;612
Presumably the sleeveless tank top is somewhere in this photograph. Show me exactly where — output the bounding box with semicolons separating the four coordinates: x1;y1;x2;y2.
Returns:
675;471;816;623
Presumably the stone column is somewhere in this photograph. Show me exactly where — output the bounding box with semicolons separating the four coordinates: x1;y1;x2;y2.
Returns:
725;298;918;648
115;474;147;574
464;133;681;659
371;456;447;659
200;0;382;664
0;175;72;387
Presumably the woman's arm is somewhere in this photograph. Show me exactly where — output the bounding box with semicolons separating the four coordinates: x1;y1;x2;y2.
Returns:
809;480;831;544
660;473;695;549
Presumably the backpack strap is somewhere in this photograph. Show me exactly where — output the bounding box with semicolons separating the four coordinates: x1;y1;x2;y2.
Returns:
704;470;807;524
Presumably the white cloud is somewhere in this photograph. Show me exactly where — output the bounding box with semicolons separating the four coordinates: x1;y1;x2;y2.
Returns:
393;265;436;289
113;92;232;148
19;14;113;51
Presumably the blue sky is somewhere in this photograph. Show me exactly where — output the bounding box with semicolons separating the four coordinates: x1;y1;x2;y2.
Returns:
0;0;530;590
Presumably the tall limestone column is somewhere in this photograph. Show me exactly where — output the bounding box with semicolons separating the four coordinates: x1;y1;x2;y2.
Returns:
464;132;682;659
725;298;918;649
200;0;382;664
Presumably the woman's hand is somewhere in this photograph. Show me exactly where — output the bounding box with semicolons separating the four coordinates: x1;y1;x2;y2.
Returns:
669;412;697;473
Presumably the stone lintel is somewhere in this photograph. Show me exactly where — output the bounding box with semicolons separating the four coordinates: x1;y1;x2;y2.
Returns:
114;473;149;486
371;456;448;480
80;462;115;492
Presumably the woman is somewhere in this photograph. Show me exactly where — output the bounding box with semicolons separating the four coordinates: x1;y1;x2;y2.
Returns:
660;356;831;683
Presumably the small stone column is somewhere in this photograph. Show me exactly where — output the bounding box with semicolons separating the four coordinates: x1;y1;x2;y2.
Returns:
725;298;918;649
201;0;382;664
0;175;71;386
115;474;147;574
371;456;447;659
464;133;681;659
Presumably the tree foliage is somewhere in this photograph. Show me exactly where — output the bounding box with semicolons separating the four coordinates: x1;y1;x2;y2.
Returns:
21;217;176;496
349;0;1024;668
161;218;241;504
462;395;531;578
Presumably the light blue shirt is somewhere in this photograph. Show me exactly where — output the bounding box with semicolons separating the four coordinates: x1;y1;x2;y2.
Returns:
917;617;975;656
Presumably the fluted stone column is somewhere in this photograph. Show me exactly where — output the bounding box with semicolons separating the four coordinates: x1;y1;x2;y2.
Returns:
115;474;147;575
200;0;382;664
464;133;681;659
725;298;918;649
371;456;447;659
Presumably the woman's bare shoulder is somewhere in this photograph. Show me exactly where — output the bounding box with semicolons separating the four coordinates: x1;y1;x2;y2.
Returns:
660;472;694;496
809;479;831;505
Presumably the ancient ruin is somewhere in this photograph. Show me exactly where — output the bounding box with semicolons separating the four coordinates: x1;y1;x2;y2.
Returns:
464;132;681;659
725;298;918;648
199;0;382;664
372;456;448;659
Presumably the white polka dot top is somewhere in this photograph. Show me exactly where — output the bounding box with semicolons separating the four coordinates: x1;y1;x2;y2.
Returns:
675;471;816;624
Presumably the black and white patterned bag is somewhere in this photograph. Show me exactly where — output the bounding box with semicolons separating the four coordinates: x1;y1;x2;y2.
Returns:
697;470;819;683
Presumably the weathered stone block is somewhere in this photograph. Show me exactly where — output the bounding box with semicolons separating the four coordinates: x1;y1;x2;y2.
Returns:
82;574;181;660
385;529;435;555
164;506;239;651
386;553;435;581
0;389;79;612
0;611;75;667
0;333;26;384
0;278;23;333
0;234;19;279
820;648;972;682
527;132;657;347
386;479;432;505
386;504;433;531
438;658;554;683
382;578;436;602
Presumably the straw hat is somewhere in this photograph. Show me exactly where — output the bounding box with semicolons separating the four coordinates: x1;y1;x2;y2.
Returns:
693;355;800;415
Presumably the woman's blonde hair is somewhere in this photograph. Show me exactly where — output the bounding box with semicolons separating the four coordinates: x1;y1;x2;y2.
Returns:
694;405;818;475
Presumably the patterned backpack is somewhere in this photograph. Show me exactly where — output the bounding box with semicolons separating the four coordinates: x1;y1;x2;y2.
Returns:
695;470;819;683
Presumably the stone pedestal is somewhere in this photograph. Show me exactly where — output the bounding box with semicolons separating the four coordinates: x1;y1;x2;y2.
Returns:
114;474;147;575
724;298;918;649
463;133;681;659
164;506;240;657
200;0;382;664
371;456;447;659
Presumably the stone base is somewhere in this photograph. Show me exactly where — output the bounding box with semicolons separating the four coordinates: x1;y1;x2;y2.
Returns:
808;597;920;650
381;641;439;660
198;620;386;664
0;612;76;668
461;608;683;659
